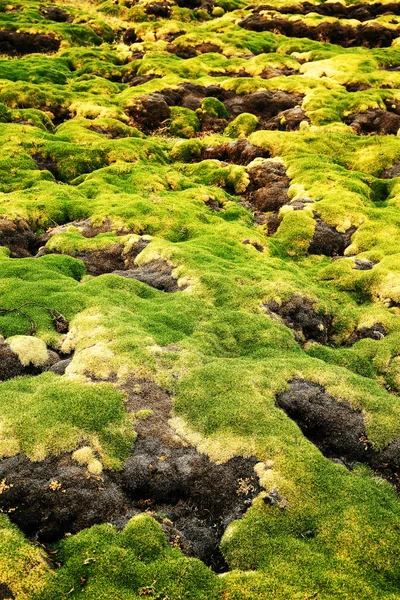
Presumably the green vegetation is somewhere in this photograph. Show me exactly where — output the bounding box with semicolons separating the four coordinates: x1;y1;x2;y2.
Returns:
1;0;400;598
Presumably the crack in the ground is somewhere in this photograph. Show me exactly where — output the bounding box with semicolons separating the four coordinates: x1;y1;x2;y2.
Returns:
239;14;400;48
0;380;262;573
276;379;400;491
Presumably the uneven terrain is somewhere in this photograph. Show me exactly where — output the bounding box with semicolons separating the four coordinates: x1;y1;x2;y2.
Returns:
1;0;400;598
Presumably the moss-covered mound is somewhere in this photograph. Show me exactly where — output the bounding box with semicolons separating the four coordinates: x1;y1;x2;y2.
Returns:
1;0;400;598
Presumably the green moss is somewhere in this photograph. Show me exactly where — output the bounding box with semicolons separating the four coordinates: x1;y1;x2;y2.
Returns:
0;103;12;123
2;1;400;598
199;96;228;119
0;373;135;467
225;112;258;138
169;106;201;138
0;515;52;600
35;516;221;600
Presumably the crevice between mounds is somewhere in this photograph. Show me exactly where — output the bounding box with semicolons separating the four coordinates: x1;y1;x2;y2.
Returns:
126;83;307;135
0;379;263;573
275;379;400;491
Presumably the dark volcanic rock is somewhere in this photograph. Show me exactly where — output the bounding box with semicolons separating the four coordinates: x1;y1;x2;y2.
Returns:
354;258;376;270
47;357;73;376
379;160;400;179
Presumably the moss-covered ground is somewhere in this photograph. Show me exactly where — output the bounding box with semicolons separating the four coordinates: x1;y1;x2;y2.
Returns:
1;0;400;598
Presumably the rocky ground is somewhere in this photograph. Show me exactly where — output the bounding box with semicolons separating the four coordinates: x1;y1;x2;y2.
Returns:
1;0;400;598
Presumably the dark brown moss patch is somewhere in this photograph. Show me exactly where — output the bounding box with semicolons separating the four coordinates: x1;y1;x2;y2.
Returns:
0;339;27;381
0;583;14;600
123;28;137;44
145;2;171;18
266;295;333;345
309;215;356;257
246;161;290;212
379;160;400;179
112;259;183;293
126;74;162;87
371;439;400;492
0;380;262;572
126;94;170;132
121;436;261;570
239;15;399;49
40;6;72;22
345;322;387;346
276;379;373;465
201;139;270;165
276;379;400;492
167;42;222;58
0;30;60;55
344;109;400;135
0;339;60;381
264;107;309;131
129;86;304;134
224;90;304;128
70;244;126;276
0;218;40;258
38;235;149;277
257;2;400;20
0;454;127;543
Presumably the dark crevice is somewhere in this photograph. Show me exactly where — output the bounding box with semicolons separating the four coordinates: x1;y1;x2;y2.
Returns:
344;109;400;135
345;323;387;346
265;295;333;345
0;30;60;55
32;153;61;181
239;15;400;49
201;139;270;165
0;218;42;258
275;379;400;492
0;380;262;573
126;85;305;134
243;239;264;253
309;214;356;257
255;2;400;20
0;338;61;382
